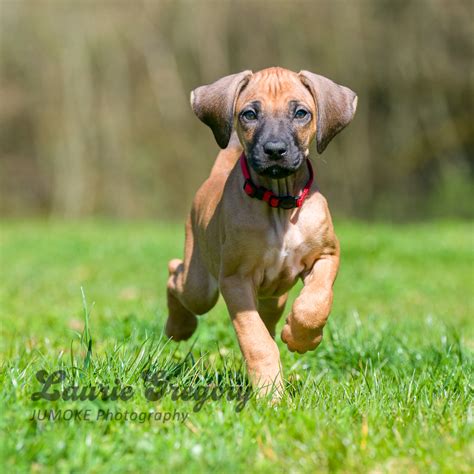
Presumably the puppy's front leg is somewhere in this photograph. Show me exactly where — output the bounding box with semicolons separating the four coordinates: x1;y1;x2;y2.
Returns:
220;275;283;395
281;252;339;354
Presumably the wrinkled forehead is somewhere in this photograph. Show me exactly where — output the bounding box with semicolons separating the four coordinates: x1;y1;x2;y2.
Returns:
236;68;314;111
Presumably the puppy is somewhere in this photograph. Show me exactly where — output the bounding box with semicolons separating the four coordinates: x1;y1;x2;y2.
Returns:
166;67;357;394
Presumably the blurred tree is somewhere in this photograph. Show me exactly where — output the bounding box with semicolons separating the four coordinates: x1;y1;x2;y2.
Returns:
0;0;472;220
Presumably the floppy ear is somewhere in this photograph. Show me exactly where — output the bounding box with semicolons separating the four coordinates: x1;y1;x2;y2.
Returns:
190;71;253;149
298;70;357;154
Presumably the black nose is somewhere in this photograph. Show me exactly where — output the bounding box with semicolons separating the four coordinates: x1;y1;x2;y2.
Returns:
263;141;288;159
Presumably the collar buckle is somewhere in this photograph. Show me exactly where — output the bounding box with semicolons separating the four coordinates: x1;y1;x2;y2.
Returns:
278;195;298;209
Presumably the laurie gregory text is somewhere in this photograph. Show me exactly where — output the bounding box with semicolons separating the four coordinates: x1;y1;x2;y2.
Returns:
31;370;252;412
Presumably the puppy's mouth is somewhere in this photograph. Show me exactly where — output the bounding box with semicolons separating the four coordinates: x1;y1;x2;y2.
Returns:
259;165;295;179
248;156;305;179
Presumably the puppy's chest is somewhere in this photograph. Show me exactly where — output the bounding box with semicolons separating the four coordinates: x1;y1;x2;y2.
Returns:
259;225;312;291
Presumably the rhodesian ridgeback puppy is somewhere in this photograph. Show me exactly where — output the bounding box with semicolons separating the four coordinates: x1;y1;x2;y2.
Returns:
165;67;357;394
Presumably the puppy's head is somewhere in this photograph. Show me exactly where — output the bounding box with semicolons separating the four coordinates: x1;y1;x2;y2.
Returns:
191;67;357;179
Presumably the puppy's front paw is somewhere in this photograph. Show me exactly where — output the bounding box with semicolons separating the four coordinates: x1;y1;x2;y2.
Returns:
281;316;323;354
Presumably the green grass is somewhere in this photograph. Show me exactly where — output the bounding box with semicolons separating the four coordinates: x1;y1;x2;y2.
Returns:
0;220;472;473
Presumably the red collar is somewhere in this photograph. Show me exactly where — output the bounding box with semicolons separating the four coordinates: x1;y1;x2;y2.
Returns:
239;153;314;209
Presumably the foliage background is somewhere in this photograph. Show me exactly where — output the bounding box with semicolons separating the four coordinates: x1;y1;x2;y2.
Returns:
1;0;473;220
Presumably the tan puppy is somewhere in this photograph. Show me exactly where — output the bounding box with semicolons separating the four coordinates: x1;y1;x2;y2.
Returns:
165;67;357;394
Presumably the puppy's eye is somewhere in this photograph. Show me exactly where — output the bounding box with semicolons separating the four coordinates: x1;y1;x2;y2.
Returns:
242;110;257;121
294;109;309;120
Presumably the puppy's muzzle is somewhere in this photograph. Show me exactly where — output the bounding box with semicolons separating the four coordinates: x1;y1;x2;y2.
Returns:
263;141;288;160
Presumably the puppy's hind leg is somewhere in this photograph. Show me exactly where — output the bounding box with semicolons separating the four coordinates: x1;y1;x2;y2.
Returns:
166;259;197;341
165;219;218;342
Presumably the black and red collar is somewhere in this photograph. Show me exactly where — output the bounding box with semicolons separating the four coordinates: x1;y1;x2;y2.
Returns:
240;153;314;209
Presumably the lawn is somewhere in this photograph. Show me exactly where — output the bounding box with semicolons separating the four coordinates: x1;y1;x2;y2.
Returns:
0;220;472;473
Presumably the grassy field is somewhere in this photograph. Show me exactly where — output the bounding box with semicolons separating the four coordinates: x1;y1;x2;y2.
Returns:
0;220;472;473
